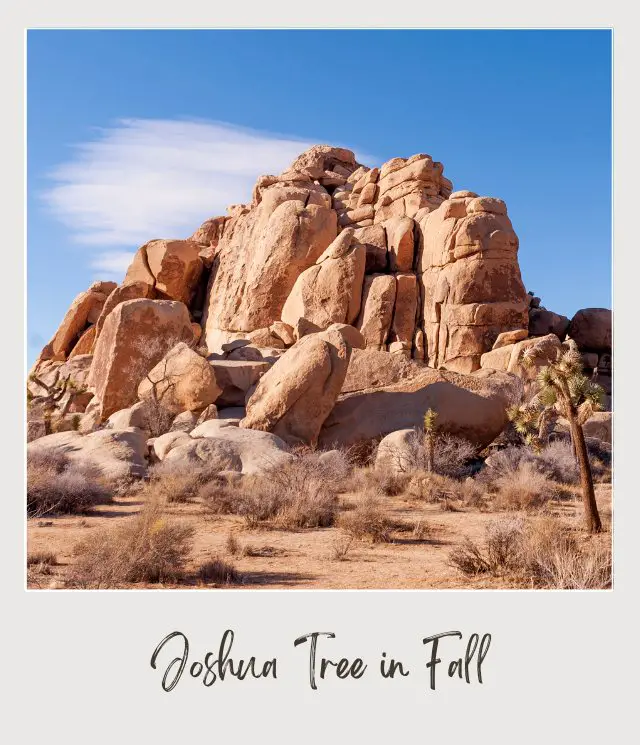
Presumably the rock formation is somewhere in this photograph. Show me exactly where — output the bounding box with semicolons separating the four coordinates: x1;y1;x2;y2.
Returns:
29;143;612;460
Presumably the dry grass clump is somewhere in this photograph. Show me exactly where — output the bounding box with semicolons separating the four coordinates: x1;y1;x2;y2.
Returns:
378;430;478;479
27;550;57;566
197;557;243;585
68;501;194;588
449;516;611;589
329;534;355;561
348;467;409;497
27;450;113;517
201;455;339;530
490;461;557;511
337;496;397;543
147;460;228;504
405;471;458;502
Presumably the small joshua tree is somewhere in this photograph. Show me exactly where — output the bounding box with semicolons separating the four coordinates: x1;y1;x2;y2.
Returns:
520;340;605;533
423;408;439;473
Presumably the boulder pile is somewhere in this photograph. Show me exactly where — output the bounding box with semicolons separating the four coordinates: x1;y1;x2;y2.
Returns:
28;144;612;471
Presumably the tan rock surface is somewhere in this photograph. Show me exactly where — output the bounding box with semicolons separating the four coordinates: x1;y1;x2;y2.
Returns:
355;274;396;349
88;299;194;420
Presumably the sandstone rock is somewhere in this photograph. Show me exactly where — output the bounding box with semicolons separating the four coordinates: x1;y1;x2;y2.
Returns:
87;299;194;420
46;284;115;359
492;329;528;349
69;326;96;358
390;273;418;352
353;225;387;273
528;308;570;339
320;368;522;449
556;412;612;445
567;308;611;350
269;321;295;346
355;275;396;349
281;229;366;329
241;326;354;446
189;419;240;437
341;348;428;394
93;281;156;343
419;194;528;373
375;429;420;474
207;359;271;407
582;352;599;370
165;426;292;475
28;428;148;481
138;342;222;415
204;186;337;346
105;401;152;431
384;216;415;272
218;407;246;423
124;239;203;305
170;410;200;433
153;431;192;460
196;403;219;424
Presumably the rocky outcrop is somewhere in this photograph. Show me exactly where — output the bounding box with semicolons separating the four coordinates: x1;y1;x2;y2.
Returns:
281;229;366;329
567;308;611;351
418;193;529;374
124;239;203;305
319;367;523;449
87;299;194;420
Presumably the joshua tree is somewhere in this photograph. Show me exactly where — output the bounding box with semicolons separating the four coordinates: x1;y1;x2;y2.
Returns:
521;340;605;533
423;408;439;472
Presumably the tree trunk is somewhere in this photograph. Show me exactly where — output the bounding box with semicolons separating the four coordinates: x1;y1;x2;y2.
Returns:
426;434;434;473
569;414;602;533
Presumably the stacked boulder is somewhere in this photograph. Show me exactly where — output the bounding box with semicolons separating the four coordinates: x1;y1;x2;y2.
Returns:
28;143;612;466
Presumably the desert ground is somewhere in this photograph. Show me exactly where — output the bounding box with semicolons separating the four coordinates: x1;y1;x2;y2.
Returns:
27;443;612;590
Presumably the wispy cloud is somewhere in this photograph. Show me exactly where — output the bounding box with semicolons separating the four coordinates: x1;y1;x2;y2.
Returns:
42;119;374;281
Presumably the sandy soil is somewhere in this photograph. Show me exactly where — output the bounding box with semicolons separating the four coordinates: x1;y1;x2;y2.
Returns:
26;484;612;590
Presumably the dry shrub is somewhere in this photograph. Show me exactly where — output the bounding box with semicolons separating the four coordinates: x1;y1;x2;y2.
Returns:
329;534;355;561
405;471;458;502
27;550;57;566
201;455;339;530
225;531;242;556
197;557;243;585
27;450;112;517
449;516;611;589
142;399;175;438
491;462;556;511
349;467;409;497
337;496;396;543
68;501;194;588
412;519;431;540
433;434;479;478
148;460;227;504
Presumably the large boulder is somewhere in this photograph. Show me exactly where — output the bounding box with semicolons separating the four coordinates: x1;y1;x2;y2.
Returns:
567;308;611;351
27;428;148;481
206;359;271;406
38;281;117;361
319;367;523;449
528;307;570;339
124;239;203;305
418;193;529;373
355;274;396;349
93;281;156;343
341;348;428;394
87;299;194;420
203;177;338;349
280;229;366;330
137;342;222;414
240;325;362;446
164;426;292;475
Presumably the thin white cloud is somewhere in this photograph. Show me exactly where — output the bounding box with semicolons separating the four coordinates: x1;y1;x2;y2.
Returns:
89;251;136;282
42;119;375;266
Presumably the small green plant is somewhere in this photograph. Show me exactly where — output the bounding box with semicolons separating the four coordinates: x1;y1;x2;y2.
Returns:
423;408;439;472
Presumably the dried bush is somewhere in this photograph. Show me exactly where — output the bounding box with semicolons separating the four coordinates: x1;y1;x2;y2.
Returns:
329;535;355;561
148;460;232;504
225;531;242;556
201;456;339;530
536;440;579;483
27;450;112;517
405;471;458;502
349;467;409;497
491;462;557;511
337;496;396;543
197;558;243;585
433;434;479;478
449;516;611;589
27;550;57;567
68;501;194;588
142;399;176;438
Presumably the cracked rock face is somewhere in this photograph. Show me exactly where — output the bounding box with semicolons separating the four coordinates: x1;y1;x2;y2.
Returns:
418;192;528;373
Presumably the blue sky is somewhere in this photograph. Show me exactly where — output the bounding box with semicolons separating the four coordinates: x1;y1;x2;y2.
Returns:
27;29;612;367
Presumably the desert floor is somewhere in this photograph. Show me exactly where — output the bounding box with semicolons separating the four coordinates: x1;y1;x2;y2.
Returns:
26;483;612;590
